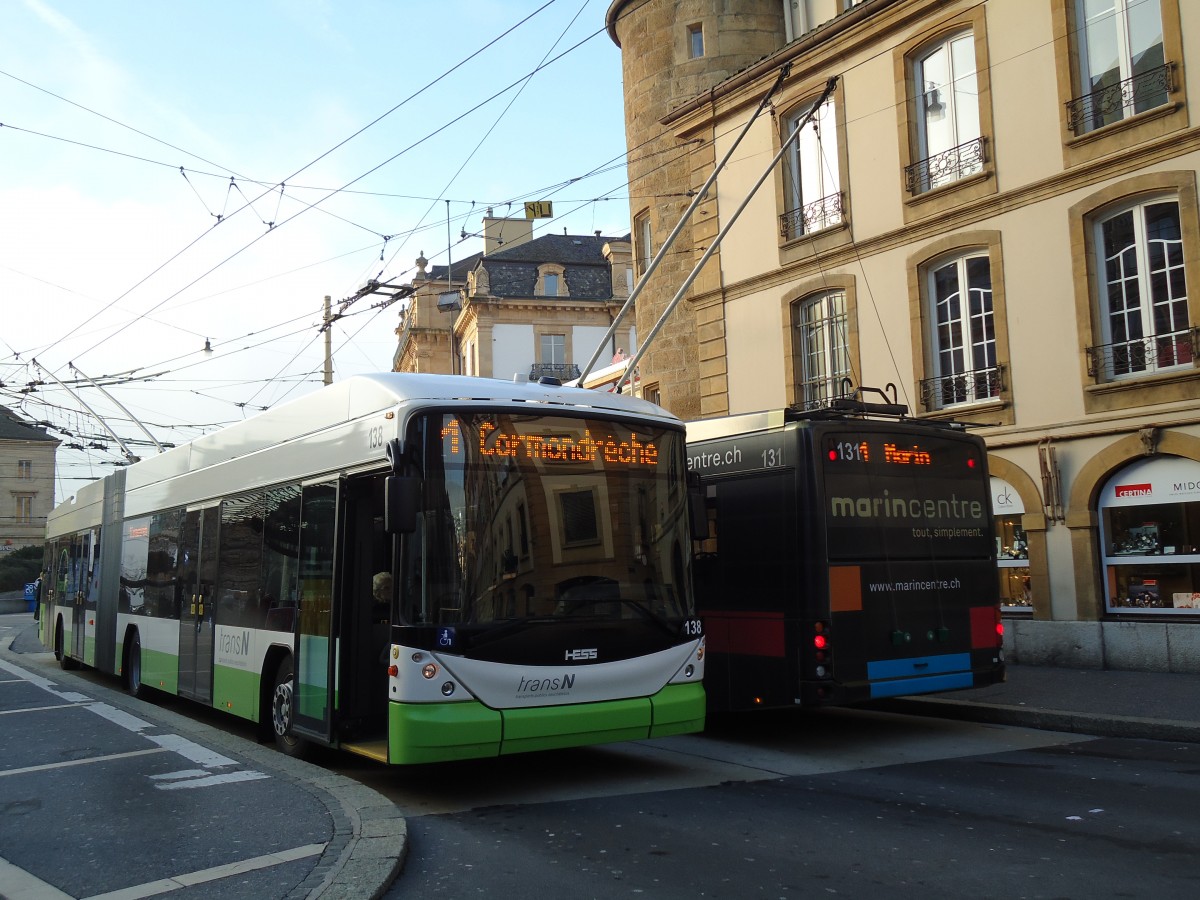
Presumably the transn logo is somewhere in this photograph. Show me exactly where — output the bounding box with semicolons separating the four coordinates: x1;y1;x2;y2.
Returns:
565;648;598;661
1115;483;1152;498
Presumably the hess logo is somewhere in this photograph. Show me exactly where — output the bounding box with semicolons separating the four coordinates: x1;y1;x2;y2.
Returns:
565;648;598;661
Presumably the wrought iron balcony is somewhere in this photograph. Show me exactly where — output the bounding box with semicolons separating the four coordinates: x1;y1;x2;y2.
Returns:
1066;63;1174;136
779;192;844;241
529;363;581;382
905;136;987;195
1085;327;1197;380
919;365;1003;411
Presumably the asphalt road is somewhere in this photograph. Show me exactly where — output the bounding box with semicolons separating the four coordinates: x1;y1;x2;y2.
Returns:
382;723;1200;899
7;606;1200;900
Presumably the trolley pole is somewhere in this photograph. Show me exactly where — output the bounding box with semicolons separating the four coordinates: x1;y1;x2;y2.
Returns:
323;295;334;386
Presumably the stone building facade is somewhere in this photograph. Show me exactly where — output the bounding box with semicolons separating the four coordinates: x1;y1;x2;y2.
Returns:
0;406;59;553
606;0;1200;672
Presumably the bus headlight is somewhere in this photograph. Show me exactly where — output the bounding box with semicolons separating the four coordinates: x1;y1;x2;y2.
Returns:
422;663;438;679
441;682;456;696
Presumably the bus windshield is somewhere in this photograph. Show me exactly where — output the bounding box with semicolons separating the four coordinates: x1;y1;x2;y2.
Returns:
403;411;691;628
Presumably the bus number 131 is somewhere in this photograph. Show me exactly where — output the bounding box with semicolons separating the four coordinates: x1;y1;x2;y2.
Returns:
761;448;784;468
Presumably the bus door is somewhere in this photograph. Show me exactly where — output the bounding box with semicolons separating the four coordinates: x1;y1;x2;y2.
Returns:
80;528;101;666
70;533;88;661
178;505;219;703
291;481;339;743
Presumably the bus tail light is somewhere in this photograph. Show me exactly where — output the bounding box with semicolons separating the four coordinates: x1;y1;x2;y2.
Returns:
970;606;1004;649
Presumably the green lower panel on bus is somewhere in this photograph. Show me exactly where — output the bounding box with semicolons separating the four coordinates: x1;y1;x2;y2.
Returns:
388;700;503;765
649;682;706;737
135;644;179;695
501;697;652;756
213;665;262;722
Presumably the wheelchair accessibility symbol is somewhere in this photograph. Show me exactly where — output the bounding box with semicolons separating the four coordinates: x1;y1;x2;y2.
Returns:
437;627;455;648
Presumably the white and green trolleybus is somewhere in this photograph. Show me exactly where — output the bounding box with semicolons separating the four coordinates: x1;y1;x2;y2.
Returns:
39;373;706;764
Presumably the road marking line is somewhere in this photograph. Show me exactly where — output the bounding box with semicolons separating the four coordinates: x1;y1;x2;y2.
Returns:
0;702;86;716
0;854;73;899
146;733;238;769
0;748;167;778
80;843;327;900
86;701;153;732
152;769;270;790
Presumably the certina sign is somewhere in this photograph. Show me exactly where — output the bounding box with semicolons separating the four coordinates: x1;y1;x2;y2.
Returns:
1115;483;1153;498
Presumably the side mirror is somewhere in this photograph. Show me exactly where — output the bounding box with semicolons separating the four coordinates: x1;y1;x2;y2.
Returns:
385;476;419;534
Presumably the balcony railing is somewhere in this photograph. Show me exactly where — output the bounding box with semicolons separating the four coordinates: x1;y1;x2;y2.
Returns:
919;364;1003;411
1086;327;1197;380
779;192;844;241
905;136;987;195
529;363;581;382
1066;63;1174;136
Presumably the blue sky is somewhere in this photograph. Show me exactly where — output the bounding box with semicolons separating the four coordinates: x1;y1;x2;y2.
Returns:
0;0;633;498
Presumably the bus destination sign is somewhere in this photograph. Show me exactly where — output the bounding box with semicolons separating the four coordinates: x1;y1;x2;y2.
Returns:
442;417;660;468
824;434;978;472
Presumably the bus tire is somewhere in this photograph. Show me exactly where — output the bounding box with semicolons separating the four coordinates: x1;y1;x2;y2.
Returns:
125;630;150;700
270;656;309;759
55;619;78;671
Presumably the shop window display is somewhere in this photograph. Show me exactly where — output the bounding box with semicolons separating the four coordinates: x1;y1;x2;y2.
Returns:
991;478;1030;611
1099;457;1200;613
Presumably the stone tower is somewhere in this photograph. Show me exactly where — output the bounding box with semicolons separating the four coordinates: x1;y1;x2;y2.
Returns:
605;0;785;419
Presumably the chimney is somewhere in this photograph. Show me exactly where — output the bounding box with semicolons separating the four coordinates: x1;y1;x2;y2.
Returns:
482;211;533;256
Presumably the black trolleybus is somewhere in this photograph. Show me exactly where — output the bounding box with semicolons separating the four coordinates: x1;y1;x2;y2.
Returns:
686;390;1005;712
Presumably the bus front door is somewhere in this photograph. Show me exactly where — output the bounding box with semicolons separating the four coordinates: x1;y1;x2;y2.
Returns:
178;507;219;703
292;481;339;743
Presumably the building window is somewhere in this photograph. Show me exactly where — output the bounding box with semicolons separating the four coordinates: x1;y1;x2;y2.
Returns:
643;383;661;407
559;489;599;546
15;495;33;525
780;96;842;240
543;273;559;297
541;333;565;366
687;23;704;59
634;210;652;275
1088;198;1192;380
907;31;983;194
793;290;850;409
1099;456;1200;614
784;1;866;39
923;253;1000;409
17;459;32;479
1068;0;1169;135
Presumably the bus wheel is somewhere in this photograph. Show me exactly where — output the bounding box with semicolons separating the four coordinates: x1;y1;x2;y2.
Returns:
55;620;78;671
270;657;309;759
125;631;149;700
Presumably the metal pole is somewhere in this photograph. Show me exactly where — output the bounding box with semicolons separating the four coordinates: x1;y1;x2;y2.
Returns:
577;63;793;385
32;359;140;463
614;77;838;396
68;364;164;452
323;295;333;385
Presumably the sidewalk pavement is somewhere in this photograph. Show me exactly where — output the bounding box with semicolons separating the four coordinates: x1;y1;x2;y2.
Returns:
876;662;1200;744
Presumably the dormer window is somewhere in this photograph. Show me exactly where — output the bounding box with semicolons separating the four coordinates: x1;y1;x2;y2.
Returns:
536;264;568;297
